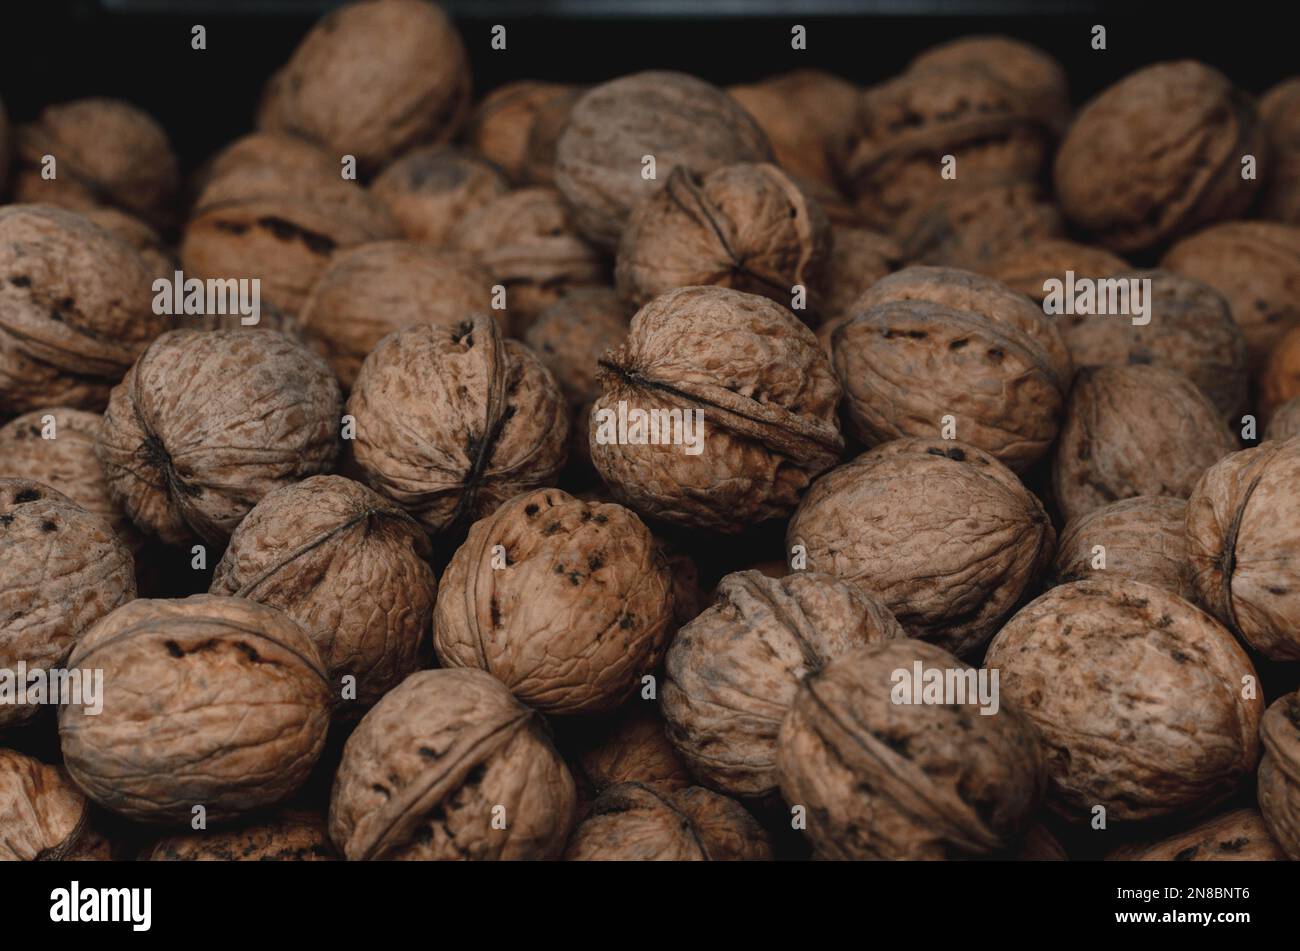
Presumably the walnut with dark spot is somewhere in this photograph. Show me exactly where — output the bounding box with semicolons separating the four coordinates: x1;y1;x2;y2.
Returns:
146;810;338;861
1050;496;1196;601
523;287;629;407
370;147;509;247
0;748;111;861
1257;691;1300;859
1107;808;1287;861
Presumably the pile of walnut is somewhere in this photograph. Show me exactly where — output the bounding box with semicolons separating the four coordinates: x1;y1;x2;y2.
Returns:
3;0;1300;862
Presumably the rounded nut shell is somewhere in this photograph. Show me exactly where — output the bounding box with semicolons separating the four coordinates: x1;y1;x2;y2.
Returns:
821;224;903;323
1257;691;1300;859
1107;808;1287;861
1260;324;1300;422
146;809;337;861
465;81;579;183
524;287;629;407
570;704;691;795
1050;496;1195;601
370;147;510;247
0;749;109;861
985;238;1128;304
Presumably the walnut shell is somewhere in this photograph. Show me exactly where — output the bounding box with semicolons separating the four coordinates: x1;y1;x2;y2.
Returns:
1258;691;1300;859
590;286;843;533
1054;62;1262;253
0;749;105;861
565;782;771;861
554;71;773;250
189;132;339;203
777;638;1045;860
662;570;904;798
1266;396;1300;442
1107;808;1287;861
370;147;510;247
1187;438;1300;660
0;478;136;730
1051;365;1238;523
1050;496;1195;601
347;314;568;535
59;594;332;824
615;163;830;316
521;86;585;187
523;287;629;407
984;577;1262;822
570;704;691;795
1259;78;1300;225
0;205;159;417
984;238;1129;304
821;224;904;323
465;81;579;183
893;182;1064;273
299;240;499;389
434;488;674;715
787;438;1054;657
329;667;576;860
98;329;342;546
210;475;436;711
1260;324;1300;422
145;810;338;861
81;208;176;286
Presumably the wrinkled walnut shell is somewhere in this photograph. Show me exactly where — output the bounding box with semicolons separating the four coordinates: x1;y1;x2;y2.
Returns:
1266;396;1300;442
81;208;176;286
1260;324;1300;422
523;287;629;407
1257;691;1300;859
893;182;1064;273
1050;496;1195;601
370;146;510;247
984;238;1128;304
146;809;338;861
0;748;108;861
1107;808;1287;861
821;224;904;323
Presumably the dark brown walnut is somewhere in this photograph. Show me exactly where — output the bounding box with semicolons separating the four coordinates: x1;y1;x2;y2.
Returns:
347;314;568;535
1186;438;1300;661
98;329;342;546
655;537;707;634
1161;221;1300;369
465;81;580;184
330;667;576;860
258;0;471;172
449;187;605;329
1257;691;1300;859
554;71;773;250
985;238;1129;304
59;594;332;824
1259;79;1300;225
12;98;179;230
984;577;1262;822
521;86;585;187
210;475;436;711
298;241;499;389
434;489;674;715
569;704;692;795
591;286;843;533
1260;323;1300;422
0;748;110;861
1052;365;1238;524
777;639;1045;860
145;810;338;861
1054;62;1262;253
524;287;629;407
0;204;160;417
893;182;1064;273
787;438;1054;657
1266;396;1300;442
820;224;904;325
1014;824;1068;861
370;147;509;247
662;570;904;798
0;479;136;731
615;164;831;316
1107;808;1287;861
1050;497;1196;602
565;782;771;861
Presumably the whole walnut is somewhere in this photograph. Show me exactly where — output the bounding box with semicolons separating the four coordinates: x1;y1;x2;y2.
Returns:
370;147;510;247
1107;808;1287;861
1050;496;1195;601
662;570;904;798
59;595;332;824
330;668;576;860
554;71;773;249
893;182;1064;273
450;187;605;329
347;314;568;535
210;475;436;711
1260;324;1300;422
1258;691;1300;859
524;287;629;407
777;638;1045;860
590;286;843;533
985;238;1128;304
298;240;499;389
1054;62;1262;253
258;0;471;172
1052;365;1238;523
1186;438;1300;660
984;578;1262;822
1161;221;1300;368
12;98;179;229
98;329;342;546
1259;78;1300;225
145;810;337;861
81;208;176;286
465;81;579;183
188;132;338;203
569;704;691;795
820;224;904;324
565;782;771;861
0;748;111;861
0;204;159;417
787;438;1054;657
521;86;585;187
0;479;136;730
434;488;674;715
1266;396;1300;442
615;164;830;316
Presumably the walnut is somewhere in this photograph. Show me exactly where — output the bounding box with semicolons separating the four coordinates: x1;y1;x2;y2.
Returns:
984;238;1129;304
0;205;159;417
370;147;510;247
568;703;692;795
1261;324;1300;422
615;164;830;316
97;329;342;546
81;208;175;286
449;187;605;329
12;99;179;229
1258;691;1300;859
565;782;771;860
258;0;471;173
554;71;773;250
299;241;499;389
777;638;1044;860
465;81;579;184
829;266;1070;472
0;478;136;730
1186;438;1300;660
1266;396;1300;442
662;570;903;798
591;286;843;533
787;437;1054;657
521;86;585;187
820;224;903;324
210;475;436;711
347;314;568;535
984;577;1262;822
1052;365;1238;523
656;537;707;633
0;749;110;861
59;594;333;824
329;667;576;860
189;132;338;203
434;488;674;715
1260;79;1300;225
145;810;337;861
524;287;629;407
1054;62;1262;253
1161;221;1300;369
1050;497;1195;601
893;182;1064;273
1107;808;1287;861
